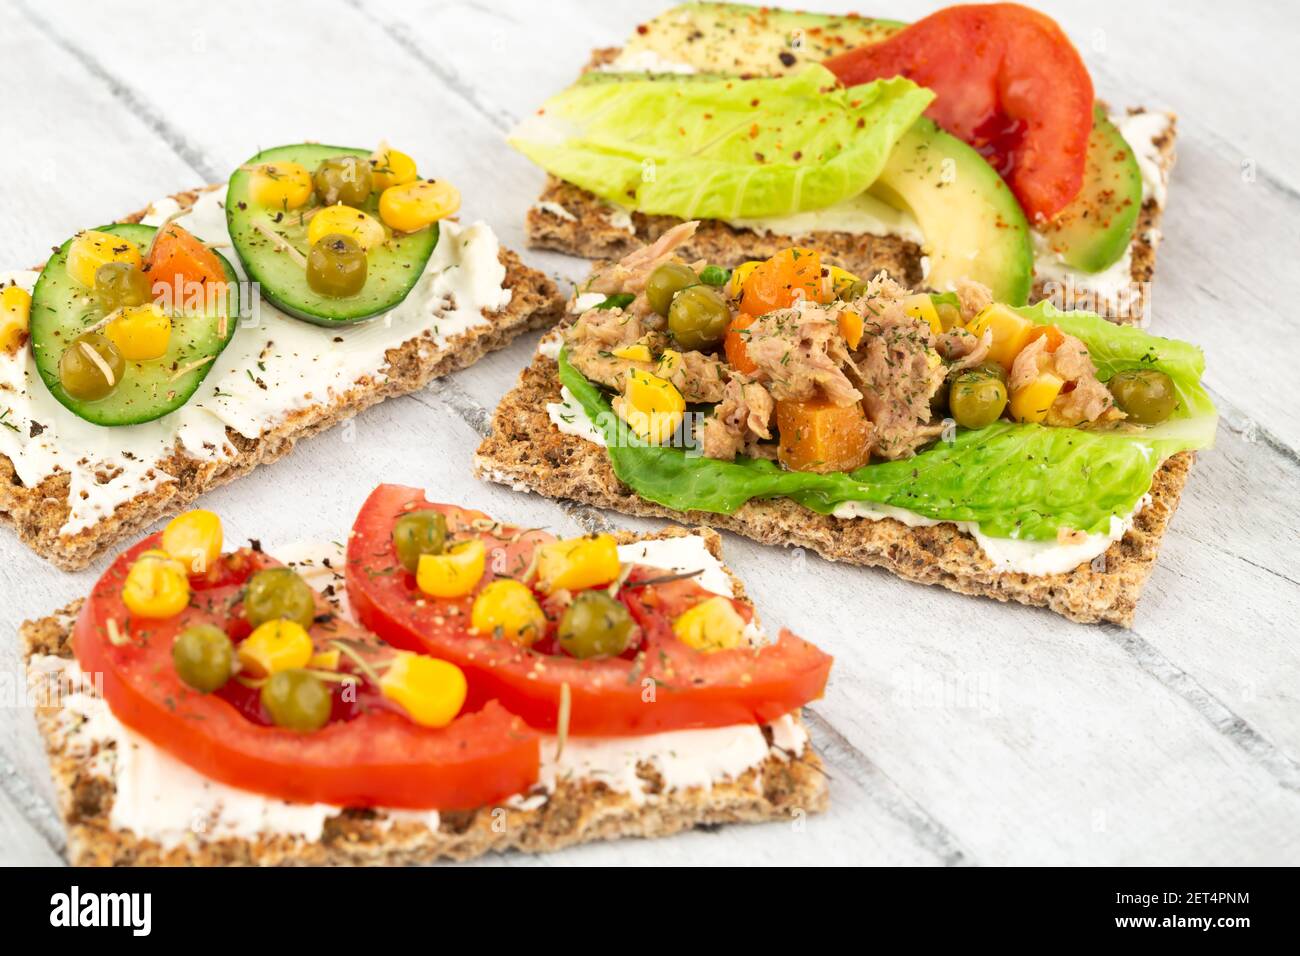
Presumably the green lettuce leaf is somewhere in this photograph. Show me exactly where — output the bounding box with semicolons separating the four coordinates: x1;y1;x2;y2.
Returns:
510;65;932;220
557;304;1217;541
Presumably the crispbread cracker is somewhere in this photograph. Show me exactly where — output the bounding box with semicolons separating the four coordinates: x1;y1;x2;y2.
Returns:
525;50;1176;325
1;188;565;571
474;351;1194;627
20;526;826;867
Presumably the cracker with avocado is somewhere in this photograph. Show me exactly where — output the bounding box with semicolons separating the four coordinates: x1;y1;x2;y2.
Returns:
0;188;564;572
474;348;1195;628
521;6;1177;325
20;526;825;866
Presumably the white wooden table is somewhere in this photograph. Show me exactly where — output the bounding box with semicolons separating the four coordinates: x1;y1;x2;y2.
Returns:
1;0;1297;867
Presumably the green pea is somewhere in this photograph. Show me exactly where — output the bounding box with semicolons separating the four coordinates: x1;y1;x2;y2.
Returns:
1107;369;1177;425
698;265;730;287
645;262;698;317
260;669;332;732
949;368;1008;429
312;156;373;207
392;509;448;573
558;591;636;659
59;332;125;401
172;624;234;693
668;285;730;351
244;567;316;630
306;234;367;298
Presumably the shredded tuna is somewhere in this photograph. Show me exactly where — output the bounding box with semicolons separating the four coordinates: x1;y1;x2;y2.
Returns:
744;303;862;407
1048;336;1119;426
660;349;729;404
583;221;701;318
955;279;994;323
851;280;948;459
1009;333;1121;427
701;375;774;460
936;327;992;373
561;308;663;390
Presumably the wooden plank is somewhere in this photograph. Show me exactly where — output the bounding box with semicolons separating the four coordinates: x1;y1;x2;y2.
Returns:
1;0;1296;868
0;787;64;867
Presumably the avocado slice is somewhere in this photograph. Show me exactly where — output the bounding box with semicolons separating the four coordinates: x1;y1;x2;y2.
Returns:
1035;108;1142;273
226;144;438;327
617;2;903;74
869;119;1034;305
30;223;240;427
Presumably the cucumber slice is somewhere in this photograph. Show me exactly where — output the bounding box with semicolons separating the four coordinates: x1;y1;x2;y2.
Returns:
30;223;239;427
1036;107;1143;273
870;118;1034;306
226;144;439;327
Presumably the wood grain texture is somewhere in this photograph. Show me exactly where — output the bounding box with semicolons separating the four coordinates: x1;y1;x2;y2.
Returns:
1;0;1297;866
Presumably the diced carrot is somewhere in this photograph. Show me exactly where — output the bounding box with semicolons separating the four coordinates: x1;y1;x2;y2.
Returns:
776;397;872;474
724;313;758;374
1024;324;1065;352
737;247;825;317
147;223;227;313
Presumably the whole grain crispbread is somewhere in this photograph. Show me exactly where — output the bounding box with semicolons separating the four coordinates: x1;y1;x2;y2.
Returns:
473;350;1194;627
1;188;565;571
20;526;826;866
524;49;1177;325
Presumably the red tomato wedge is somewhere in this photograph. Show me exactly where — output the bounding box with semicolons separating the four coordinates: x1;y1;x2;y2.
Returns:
146;222;229;312
74;534;539;810
346;485;834;736
825;3;1094;222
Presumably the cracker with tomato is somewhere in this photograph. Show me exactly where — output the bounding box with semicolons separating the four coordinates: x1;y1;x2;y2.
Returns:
20;502;828;866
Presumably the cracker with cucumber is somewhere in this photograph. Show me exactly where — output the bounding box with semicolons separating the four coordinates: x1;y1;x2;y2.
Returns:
514;2;1176;326
474;226;1215;626
0;143;563;571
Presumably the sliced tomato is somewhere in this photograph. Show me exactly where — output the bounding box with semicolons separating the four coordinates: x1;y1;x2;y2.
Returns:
346;485;833;736
74;534;539;810
825;3;1094;222
146;222;229;312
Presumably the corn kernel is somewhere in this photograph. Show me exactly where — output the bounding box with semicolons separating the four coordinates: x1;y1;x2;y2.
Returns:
122;549;191;619
248;162;313;210
0;285;31;353
378;180;460;233
902;293;943;336
1010;372;1065;424
161;509;223;574
656;348;683;379
238;619;314;678
66;231;142;289
307;204;386;251
471;580;546;646
672;596;746;653
612;369;685;445
729;260;762;298
416;539;486;598
966;304;1037;371
104;303;171;361
309;648;341;671
612;342;653;362
828;265;860;300
371;147;419;191
379;651;467;728
535;534;621;596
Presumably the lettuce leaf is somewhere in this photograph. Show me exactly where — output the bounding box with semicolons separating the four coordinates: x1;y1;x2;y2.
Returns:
558;303;1217;541
510;65;932;220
